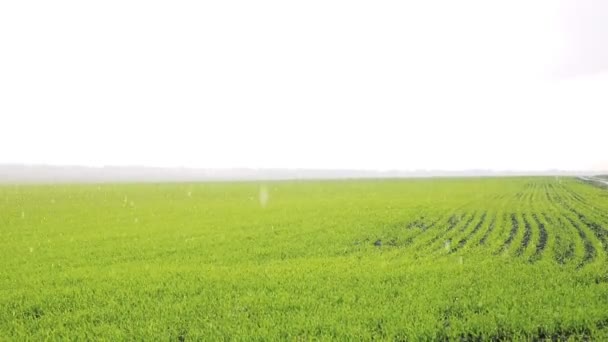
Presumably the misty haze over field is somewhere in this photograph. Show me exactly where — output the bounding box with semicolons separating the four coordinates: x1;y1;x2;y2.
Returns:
0;164;604;184
1;0;607;174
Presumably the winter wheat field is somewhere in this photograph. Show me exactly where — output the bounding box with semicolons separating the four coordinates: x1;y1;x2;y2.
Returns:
2;177;608;340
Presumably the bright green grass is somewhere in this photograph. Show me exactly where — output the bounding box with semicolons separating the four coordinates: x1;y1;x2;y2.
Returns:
1;177;608;340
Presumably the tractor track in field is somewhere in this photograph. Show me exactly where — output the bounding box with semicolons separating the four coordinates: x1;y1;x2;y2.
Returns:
552;190;608;254
406;213;445;231
562;215;597;268
400;197;483;249
515;213;532;257
552;191;599;265
374;180;608;266
542;185;576;264
571;210;608;254
545;184;605;265
562;183;608;222
378;204;473;248
478;214;499;245
523;183;547;263
497;213;519;254
457;212;481;234
544;213;576;265
431;212;477;253
530;213;548;262
561;183;587;203
397;214;450;247
425;213;465;246
374;193;489;249
451;212;488;252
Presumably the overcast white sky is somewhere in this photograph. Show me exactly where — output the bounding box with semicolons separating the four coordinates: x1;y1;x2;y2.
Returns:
1;0;607;171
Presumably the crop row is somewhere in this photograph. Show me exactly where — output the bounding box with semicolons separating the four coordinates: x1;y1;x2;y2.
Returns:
373;179;608;269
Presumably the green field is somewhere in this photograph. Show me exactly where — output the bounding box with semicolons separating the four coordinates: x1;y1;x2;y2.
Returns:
2;177;608;340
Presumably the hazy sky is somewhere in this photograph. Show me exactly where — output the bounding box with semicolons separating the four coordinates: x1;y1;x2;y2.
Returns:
1;0;607;171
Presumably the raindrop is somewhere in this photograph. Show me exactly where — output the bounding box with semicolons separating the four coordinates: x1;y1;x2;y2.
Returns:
258;185;269;208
